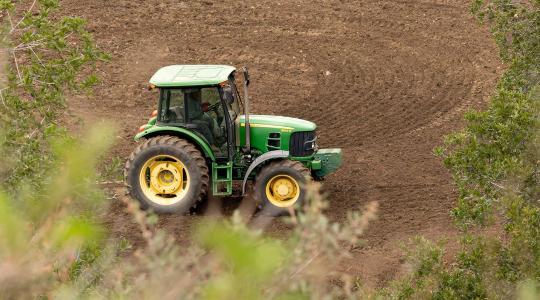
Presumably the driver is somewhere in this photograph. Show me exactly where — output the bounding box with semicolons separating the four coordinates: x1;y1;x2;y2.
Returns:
185;89;215;145
201;99;225;145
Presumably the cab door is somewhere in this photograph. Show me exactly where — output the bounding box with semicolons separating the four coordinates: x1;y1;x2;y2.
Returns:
219;77;243;162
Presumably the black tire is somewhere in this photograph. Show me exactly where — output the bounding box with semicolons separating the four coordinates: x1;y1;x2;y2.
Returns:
124;135;209;214
254;160;311;215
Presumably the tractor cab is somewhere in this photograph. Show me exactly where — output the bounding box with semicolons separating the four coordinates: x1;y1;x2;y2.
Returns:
149;65;242;162
127;65;342;215
157;86;232;158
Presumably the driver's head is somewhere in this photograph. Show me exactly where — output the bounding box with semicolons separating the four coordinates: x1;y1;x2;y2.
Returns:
201;102;210;112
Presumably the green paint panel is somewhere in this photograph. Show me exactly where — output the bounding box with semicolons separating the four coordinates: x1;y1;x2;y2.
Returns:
149;65;236;87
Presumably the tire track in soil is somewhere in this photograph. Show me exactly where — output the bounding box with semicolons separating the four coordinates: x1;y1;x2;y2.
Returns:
60;0;503;287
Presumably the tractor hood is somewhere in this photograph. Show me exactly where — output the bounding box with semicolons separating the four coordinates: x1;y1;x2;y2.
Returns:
237;115;317;154
239;115;316;132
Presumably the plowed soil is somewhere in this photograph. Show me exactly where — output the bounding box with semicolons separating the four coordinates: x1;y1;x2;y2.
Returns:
61;0;502;287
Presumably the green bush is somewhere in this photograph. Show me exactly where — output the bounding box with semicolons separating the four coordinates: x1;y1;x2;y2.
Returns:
390;1;540;299
437;0;540;225
0;0;108;194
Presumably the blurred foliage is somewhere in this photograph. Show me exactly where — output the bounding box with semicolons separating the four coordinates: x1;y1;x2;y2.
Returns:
99;156;124;182
59;186;378;300
0;1;113;298
0;126;113;298
0;0;109;194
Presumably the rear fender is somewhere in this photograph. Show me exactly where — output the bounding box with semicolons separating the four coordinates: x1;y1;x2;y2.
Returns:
135;126;216;161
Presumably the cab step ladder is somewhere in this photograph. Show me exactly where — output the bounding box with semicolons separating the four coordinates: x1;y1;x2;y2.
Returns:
211;162;233;196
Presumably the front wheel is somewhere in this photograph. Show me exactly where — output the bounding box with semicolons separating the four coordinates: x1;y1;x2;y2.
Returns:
254;160;311;215
124;136;209;214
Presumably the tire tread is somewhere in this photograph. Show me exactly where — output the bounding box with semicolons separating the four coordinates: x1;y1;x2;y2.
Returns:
124;135;209;212
254;159;311;209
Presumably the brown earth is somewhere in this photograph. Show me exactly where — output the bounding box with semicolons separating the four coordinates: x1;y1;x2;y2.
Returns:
60;0;503;288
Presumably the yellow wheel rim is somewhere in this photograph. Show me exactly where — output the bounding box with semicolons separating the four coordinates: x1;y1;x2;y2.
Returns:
265;174;301;208
139;155;190;206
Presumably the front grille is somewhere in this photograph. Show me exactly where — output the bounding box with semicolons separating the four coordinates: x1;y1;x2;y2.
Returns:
289;131;316;157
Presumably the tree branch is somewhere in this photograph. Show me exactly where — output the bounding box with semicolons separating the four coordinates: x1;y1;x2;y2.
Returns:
11;51;21;82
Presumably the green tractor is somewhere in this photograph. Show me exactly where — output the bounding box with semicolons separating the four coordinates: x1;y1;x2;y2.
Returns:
125;65;342;214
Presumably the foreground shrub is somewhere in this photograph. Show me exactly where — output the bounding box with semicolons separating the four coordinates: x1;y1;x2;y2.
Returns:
0;0;108;193
58;186;378;300
0;126;113;298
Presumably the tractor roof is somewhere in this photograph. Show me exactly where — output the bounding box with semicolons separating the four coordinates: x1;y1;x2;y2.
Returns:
149;65;236;87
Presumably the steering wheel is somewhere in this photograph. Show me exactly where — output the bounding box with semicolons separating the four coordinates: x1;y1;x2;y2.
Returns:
206;102;221;112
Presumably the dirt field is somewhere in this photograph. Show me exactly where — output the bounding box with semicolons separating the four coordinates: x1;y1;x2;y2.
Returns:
61;0;502;287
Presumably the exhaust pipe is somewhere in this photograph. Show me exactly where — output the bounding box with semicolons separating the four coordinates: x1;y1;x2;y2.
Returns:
242;66;251;154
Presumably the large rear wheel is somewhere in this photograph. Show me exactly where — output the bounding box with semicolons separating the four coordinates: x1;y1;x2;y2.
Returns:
254;160;311;215
125;136;209;214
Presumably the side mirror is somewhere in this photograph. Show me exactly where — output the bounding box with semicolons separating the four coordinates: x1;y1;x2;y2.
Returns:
223;86;234;105
242;66;250;86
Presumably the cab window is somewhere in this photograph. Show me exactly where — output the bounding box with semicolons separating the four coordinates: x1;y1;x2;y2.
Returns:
158;87;228;158
158;89;185;123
